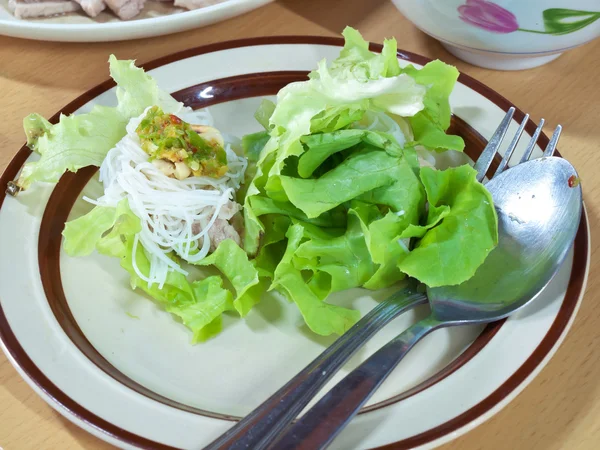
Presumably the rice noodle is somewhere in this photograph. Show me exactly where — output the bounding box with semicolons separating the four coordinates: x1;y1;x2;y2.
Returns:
88;107;247;288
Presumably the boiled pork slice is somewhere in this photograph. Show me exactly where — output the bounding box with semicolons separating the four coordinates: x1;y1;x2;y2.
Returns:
173;0;228;10
72;0;106;16
191;201;243;252
8;0;80;18
104;0;145;19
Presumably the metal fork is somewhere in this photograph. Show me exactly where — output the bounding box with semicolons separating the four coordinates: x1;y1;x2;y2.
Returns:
204;108;562;450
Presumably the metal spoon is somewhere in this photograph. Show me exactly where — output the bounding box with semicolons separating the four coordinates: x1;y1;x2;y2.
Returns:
273;156;583;449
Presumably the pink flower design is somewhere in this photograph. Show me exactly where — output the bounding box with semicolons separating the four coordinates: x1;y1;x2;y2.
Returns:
458;0;519;33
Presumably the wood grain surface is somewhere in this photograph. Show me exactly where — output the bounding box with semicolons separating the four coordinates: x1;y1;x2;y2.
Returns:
0;1;599;449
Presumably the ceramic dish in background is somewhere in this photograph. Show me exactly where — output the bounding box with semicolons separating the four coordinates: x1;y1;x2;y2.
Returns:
0;0;271;42
392;0;600;70
0;37;590;449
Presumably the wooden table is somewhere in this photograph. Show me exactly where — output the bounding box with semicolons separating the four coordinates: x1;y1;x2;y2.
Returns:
1;0;599;449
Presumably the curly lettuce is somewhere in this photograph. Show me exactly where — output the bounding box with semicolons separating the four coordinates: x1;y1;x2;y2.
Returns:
240;27;498;337
17;55;185;190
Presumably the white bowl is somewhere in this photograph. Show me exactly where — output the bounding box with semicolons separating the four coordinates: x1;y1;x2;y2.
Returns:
392;0;600;70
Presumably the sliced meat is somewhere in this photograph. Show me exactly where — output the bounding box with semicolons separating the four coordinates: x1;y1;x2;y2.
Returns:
72;0;106;16
191;201;243;252
218;201;241;221
173;0;227;10
8;0;80;18
207;218;241;252
104;0;145;19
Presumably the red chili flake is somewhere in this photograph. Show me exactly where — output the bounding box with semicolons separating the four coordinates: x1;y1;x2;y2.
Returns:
169;114;182;124
568;175;580;188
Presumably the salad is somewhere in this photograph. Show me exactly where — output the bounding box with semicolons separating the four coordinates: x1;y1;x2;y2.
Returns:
14;28;498;343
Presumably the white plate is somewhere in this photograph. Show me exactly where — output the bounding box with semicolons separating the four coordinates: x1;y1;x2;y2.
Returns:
0;37;590;449
0;0;271;42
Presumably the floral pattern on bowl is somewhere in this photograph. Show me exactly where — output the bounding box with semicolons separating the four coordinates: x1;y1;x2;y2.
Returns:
458;0;600;35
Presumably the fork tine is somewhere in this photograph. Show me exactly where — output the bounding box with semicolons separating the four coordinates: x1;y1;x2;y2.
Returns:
519;118;545;163
492;113;529;179
543;125;562;157
474;107;515;183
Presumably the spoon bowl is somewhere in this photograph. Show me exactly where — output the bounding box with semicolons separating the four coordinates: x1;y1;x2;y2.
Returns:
430;156;582;324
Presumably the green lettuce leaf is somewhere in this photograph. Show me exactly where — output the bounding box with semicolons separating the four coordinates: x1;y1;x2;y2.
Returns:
403;59;465;151
260;27;428;200
270;224;361;336
281;147;409;218
327;27;401;83
294;208;378;292
255;99;276;130
17;55;184;190
357;209;410;290
165;277;234;343
62;204;122;257
398;165;498;287
242;130;270;163
18;107;129;190
297;129;404;178
108;55;184;118
63;200;236;343
311;57;425;117
409;112;465;151
250;195;346;228
192;239;262;317
310;105;365;134
238;28;497;338
253;215;291;279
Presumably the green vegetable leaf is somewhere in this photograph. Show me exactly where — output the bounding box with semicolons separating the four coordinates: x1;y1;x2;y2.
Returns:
281;148;408;218
165;277;234;343
270;224;361;336
381;37;402;77
108;55;184;117
250;195;346;228
18;107;129;190
62;204;120;257
403;60;464;151
242;28;496;339
313;57;426;117
310;105;365;134
402;60;457;130
242;131;270;163
255;99;276;130
253;215;291;279
297;129;365;178
294;208;378;292
192;239;262;317
398;165;498;287
409;112;465;152
297;129;403;178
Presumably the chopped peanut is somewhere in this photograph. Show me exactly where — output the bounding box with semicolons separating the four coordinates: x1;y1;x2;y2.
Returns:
174;161;192;180
152;159;176;176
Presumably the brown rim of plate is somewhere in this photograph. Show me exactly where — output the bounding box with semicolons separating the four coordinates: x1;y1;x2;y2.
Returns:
0;35;588;450
36;70;502;422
